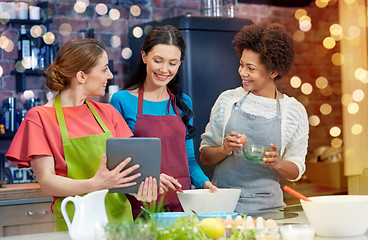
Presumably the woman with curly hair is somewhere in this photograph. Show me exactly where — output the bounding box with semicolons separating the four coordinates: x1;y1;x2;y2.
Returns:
200;22;309;212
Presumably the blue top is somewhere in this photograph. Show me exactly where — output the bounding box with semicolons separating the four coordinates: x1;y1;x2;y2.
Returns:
110;90;209;188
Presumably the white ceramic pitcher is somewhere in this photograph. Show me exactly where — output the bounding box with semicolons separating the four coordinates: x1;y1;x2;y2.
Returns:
61;189;109;240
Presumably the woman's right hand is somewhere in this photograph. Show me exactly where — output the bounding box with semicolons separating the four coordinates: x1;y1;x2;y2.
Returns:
223;131;246;156
159;173;182;194
92;154;141;190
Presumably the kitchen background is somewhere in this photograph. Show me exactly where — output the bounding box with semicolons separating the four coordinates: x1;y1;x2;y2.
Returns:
0;0;367;192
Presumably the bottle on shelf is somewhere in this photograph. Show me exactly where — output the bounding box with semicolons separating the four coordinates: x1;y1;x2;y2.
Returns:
17;25;32;69
4;97;16;133
31;39;40;70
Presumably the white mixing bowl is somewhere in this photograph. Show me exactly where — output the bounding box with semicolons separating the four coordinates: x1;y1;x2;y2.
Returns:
301;195;368;237
177;188;241;213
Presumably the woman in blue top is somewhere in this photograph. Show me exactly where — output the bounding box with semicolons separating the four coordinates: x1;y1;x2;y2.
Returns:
110;25;216;216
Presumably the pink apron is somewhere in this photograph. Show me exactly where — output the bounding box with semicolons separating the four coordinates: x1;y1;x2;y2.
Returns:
128;85;191;217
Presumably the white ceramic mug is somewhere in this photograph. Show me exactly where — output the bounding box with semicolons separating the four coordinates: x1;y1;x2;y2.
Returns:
29;6;40;20
16;2;28;20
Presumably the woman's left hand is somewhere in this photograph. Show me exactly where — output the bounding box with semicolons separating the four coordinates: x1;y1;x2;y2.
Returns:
263;143;281;170
132;177;158;203
203;181;218;193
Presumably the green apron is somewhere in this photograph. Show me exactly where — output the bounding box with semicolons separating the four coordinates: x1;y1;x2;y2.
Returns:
52;93;133;231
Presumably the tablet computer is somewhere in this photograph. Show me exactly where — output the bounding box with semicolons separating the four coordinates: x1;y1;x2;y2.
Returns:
106;137;161;194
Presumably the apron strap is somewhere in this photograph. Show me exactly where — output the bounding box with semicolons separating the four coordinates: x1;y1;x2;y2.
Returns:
138;85;144;115
54;93;111;141
167;88;181;116
54;93;69;140
85;100;111;134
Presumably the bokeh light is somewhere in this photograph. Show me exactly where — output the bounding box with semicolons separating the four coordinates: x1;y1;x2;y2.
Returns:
39;25;48;36
299;15;311;23
354;68;368;83
109;9;120;20
96;3;108;15
290;76;302;88
121;47;132;59
74;1;87;13
144;25;153;35
320;85;333;96
315;0;329;8
299;20;312;32
315;76;328;89
347;102;359;114
343;0;356;4
22;57;32;69
30;25;42;38
3;40;14;52
100;15;112;27
351;124;363;135
59;23;72;36
130;5;141;17
348;26;361;38
330;126;341;137
331;53;344;66
331;138;343;148
0;36;10;49
329;24;343;41
323;37;336;49
352;89;364;102
301;82;313;95
110;35;121;48
132;27;143;38
294;9;307;20
320;103;332;115
43;32;55;45
341;94;353;106
23;90;35;100
15;61;25;73
309;115;320;127
293;30;305;42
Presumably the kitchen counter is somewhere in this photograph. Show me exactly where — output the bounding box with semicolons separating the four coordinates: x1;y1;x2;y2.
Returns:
0;183;52;205
1;208;367;240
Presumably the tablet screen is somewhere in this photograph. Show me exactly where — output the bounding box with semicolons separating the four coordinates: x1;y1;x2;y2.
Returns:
106;137;161;194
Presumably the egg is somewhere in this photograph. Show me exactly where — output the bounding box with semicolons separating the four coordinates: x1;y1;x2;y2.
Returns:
233;215;244;227
238;134;247;144
264;219;278;228
243;216;255;229
255;217;265;229
223;215;234;227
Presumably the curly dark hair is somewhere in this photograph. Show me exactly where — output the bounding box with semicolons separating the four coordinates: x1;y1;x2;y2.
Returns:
232;22;294;80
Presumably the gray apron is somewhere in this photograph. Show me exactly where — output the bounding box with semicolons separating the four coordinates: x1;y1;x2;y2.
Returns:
212;90;284;213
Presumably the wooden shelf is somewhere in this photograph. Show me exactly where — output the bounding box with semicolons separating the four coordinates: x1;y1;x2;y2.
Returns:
0;133;15;140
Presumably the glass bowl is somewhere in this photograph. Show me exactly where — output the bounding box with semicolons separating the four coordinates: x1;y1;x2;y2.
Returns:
243;144;272;162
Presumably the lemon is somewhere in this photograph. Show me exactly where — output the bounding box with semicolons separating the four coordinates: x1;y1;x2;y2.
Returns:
198;218;225;239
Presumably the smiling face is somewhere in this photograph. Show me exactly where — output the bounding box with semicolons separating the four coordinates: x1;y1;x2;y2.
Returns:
142;44;182;89
83;51;113;97
238;49;278;97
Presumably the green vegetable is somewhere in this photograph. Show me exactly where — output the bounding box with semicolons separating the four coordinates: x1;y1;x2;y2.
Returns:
105;197;213;240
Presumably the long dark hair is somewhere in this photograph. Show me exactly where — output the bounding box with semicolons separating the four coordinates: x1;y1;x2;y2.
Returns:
125;25;195;139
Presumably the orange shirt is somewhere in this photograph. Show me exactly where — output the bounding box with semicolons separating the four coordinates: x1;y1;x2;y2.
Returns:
6;100;133;177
